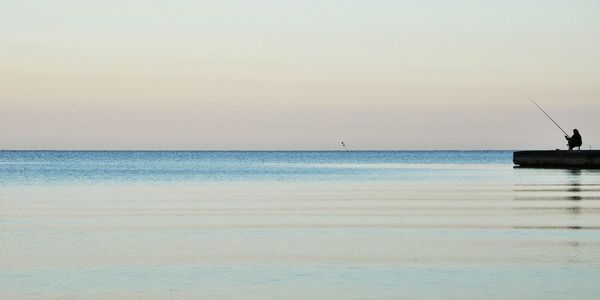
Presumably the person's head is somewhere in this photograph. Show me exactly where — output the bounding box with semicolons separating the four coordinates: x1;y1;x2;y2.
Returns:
574;129;579;134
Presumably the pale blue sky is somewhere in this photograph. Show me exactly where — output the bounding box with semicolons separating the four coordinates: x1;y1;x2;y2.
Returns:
1;0;599;149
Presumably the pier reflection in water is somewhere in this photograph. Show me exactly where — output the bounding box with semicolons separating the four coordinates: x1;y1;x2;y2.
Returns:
513;168;600;230
512;168;600;269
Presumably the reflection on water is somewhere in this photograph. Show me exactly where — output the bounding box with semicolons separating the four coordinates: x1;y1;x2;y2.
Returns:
1;152;600;299
566;169;582;214
510;168;600;288
513;169;592;228
568;169;582;200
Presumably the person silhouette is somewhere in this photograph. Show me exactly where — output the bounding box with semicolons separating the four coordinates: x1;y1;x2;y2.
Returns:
566;129;582;150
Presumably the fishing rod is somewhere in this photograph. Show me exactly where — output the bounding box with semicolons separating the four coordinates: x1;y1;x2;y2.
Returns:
524;93;570;138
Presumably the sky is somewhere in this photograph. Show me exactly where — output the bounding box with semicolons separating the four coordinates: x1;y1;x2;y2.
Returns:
1;0;599;150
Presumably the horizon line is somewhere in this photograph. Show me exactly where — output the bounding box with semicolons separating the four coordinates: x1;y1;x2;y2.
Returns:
0;149;522;152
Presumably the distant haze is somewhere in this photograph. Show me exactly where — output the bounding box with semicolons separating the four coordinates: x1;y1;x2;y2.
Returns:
1;0;599;150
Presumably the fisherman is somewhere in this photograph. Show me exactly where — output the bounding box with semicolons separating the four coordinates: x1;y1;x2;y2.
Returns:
566;129;582;150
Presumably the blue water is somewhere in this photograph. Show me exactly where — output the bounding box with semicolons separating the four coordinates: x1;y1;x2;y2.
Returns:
0;150;511;183
1;151;599;299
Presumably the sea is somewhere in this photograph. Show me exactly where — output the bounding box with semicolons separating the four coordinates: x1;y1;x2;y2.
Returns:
1;151;599;299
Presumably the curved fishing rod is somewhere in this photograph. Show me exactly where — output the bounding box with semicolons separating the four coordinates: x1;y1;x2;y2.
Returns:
523;93;570;138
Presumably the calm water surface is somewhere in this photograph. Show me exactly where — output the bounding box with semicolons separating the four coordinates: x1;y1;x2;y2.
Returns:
1;151;599;299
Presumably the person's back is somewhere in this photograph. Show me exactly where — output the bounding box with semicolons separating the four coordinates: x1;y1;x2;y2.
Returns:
566;129;582;150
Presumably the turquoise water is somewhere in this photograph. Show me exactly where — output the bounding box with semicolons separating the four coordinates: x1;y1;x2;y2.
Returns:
1;151;599;299
0;150;511;183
